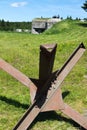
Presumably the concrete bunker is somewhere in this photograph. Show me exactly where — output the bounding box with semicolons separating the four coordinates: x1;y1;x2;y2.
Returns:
32;18;61;34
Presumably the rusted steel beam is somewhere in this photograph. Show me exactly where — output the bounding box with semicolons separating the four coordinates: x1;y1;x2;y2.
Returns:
13;89;64;130
61;104;87;129
39;44;57;83
0;58;37;102
13;43;58;130
42;88;65;112
53;43;85;90
13;43;86;130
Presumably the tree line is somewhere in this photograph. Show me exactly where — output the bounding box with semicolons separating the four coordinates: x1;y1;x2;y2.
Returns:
0;19;32;31
0;1;86;32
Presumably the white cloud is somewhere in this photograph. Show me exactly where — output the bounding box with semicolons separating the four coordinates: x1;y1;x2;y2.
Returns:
11;2;27;8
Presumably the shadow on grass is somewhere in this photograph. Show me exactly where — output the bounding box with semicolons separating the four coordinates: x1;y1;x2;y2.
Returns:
78;23;87;27
29;111;85;130
0;96;29;109
0;90;70;110
0;91;85;130
62;91;70;99
28;91;85;130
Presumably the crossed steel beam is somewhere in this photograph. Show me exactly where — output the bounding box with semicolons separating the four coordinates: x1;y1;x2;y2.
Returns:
0;43;87;130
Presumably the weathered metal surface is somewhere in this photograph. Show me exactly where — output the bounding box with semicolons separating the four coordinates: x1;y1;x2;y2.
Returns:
42;88;65;112
62;104;87;129
39;44;57;84
0;43;86;130
0;58;37;102
12;43;87;130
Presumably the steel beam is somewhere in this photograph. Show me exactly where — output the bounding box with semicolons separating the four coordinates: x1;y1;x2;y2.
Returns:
0;43;86;130
13;43;87;130
0;58;37;102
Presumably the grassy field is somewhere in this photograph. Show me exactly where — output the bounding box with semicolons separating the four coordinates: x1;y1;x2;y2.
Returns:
0;20;87;130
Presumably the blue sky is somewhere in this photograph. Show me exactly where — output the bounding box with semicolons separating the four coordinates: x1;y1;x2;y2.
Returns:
0;0;86;21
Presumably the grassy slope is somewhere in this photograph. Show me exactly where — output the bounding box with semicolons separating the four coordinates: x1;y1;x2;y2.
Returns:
0;20;87;130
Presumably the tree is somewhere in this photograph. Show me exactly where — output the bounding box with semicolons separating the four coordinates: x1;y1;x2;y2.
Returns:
0;19;32;32
66;16;72;20
82;0;87;12
1;19;6;30
52;14;60;19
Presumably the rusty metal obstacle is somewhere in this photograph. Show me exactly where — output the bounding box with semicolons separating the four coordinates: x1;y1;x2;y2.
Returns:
0;43;87;130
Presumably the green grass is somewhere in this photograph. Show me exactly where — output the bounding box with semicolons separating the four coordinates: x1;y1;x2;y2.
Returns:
0;20;87;130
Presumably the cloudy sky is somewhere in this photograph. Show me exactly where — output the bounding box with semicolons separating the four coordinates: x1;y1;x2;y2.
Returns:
0;0;86;21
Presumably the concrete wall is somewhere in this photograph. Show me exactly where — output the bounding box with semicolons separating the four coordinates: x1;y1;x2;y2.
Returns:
32;18;61;34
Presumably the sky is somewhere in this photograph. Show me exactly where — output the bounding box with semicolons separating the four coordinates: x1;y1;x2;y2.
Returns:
0;0;87;22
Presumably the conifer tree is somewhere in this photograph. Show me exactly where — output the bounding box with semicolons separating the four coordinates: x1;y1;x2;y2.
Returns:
82;1;87;12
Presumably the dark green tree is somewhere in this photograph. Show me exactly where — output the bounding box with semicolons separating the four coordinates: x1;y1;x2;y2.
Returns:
0;19;32;32
82;1;87;12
